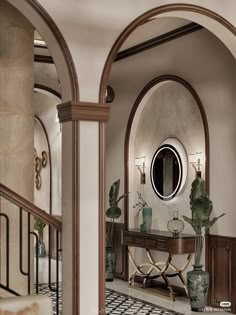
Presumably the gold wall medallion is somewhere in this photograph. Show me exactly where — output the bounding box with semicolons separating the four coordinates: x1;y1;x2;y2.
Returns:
34;148;48;190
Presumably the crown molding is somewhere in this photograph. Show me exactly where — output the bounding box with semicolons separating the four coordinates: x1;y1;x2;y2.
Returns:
57;101;111;123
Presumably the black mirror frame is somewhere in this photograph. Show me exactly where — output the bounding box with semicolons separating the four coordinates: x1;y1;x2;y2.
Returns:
150;144;183;201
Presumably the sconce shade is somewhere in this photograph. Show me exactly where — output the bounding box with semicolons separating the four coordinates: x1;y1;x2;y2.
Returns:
189;152;202;164
135;157;145;166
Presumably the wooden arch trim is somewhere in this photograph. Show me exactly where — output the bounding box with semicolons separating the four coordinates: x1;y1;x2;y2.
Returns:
34;84;62;99
26;0;79;101
99;3;236;103
123;74;210;279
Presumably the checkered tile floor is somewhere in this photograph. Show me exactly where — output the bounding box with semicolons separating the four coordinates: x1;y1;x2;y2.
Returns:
37;284;182;315
105;290;182;315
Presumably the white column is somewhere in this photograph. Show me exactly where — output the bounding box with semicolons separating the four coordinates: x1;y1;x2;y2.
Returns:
58;101;110;315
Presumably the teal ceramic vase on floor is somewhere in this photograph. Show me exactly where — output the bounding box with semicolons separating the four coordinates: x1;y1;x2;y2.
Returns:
187;265;209;312
140;207;152;232
105;247;117;281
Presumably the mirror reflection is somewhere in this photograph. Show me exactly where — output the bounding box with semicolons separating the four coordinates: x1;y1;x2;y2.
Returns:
150;145;182;200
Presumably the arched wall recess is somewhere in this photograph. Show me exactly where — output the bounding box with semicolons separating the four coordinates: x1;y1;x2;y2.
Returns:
99;4;236;103
122;75;209;280
7;0;79;101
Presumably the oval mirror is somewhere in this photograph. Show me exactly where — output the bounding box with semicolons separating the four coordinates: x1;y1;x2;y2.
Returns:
150;144;182;200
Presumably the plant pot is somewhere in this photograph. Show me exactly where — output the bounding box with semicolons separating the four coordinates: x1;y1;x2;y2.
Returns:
105;247;117;282
187;264;209;312
35;240;46;258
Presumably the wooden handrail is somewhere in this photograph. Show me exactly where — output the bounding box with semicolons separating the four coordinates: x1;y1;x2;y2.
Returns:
0;183;62;232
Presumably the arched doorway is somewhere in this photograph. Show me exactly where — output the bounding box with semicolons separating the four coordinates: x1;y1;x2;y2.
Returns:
100;4;236;314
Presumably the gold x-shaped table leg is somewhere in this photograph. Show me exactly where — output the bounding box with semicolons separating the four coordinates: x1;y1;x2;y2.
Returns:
128;247;193;301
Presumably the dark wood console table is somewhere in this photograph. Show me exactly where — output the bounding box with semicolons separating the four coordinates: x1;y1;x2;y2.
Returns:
122;229;195;300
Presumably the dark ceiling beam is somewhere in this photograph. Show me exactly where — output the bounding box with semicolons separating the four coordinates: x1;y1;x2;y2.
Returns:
34;54;54;64
115;22;203;62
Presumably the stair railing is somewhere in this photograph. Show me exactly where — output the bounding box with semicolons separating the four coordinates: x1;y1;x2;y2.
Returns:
0;183;62;315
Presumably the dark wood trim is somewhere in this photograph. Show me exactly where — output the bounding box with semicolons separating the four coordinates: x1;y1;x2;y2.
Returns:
72;121;80;315
34;44;48;49
26;0;79;100
123;75;210;280
99;123;106;314
115;22;203;62
208;234;236;313
34;116;52;215
34;84;62;99
34;54;54;64
0;183;62;231
57;101;111;123
99;4;236;103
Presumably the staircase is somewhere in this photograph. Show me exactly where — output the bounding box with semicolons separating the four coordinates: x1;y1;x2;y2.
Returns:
0;183;62;314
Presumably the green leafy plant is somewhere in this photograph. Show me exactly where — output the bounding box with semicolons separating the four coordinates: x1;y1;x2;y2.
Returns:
106;179;127;249
34;217;46;242
183;177;225;265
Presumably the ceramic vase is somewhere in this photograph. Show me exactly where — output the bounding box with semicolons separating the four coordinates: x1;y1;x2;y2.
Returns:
140;207;152;232
105;247;117;281
187;264;209;312
35;240;46;257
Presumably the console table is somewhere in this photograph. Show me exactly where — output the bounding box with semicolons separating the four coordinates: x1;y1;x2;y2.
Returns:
122;229;195;300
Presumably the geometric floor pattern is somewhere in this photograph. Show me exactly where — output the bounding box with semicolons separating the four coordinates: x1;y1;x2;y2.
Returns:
37;284;183;315
105;289;183;315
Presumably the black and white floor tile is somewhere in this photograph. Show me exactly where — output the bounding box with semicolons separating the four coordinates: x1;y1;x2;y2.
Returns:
105;289;183;315
36;284;182;315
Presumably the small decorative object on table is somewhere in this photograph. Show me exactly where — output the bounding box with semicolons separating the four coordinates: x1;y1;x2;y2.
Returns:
133;191;152;232
106;179;127;281
167;211;184;236
183;176;225;312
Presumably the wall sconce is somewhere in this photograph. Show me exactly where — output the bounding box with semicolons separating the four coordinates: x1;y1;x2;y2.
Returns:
189;152;203;178
135;157;146;184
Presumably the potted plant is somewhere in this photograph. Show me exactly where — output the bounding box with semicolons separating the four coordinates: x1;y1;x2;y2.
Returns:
182;176;225;311
34;217;46;257
106;179;127;281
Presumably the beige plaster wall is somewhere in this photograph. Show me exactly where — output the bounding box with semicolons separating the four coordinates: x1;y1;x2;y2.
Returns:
34;63;61;95
34;118;50;213
0;0;34;295
131;81;205;233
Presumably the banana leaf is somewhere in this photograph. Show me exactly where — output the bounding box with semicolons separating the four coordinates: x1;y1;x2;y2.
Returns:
106;206;122;219
109;179;120;207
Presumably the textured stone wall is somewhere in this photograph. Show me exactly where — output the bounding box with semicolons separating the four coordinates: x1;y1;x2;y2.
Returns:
0;0;34;296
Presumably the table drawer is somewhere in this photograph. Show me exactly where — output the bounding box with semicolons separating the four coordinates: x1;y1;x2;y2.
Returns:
146;237;167;251
123;234;145;247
